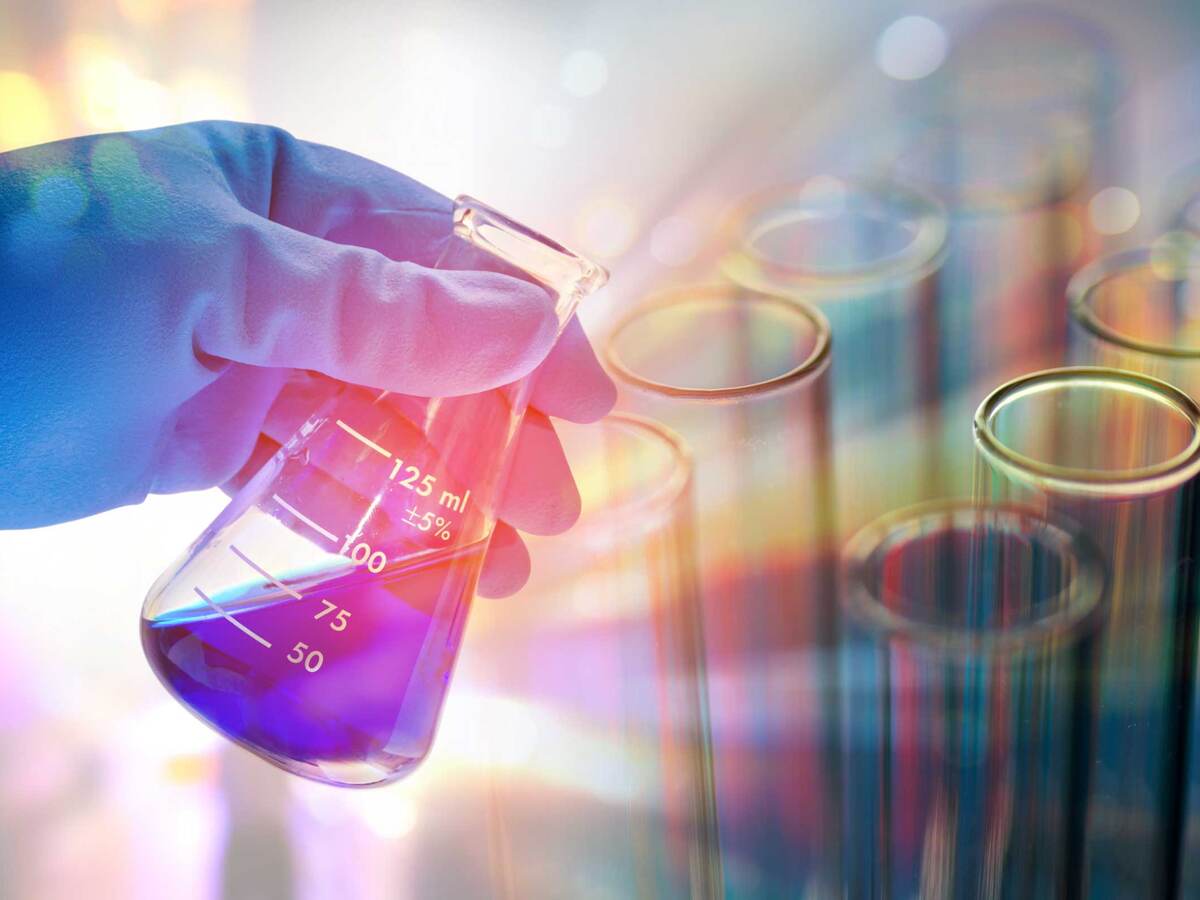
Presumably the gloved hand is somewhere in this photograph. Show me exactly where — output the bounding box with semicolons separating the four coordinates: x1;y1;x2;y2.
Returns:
0;121;615;597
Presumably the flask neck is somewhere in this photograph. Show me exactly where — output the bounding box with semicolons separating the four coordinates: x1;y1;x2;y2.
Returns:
448;196;608;328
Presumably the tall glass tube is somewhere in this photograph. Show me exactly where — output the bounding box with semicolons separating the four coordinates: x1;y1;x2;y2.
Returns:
973;367;1200;897
1067;247;1200;895
842;500;1105;898
1068;246;1200;393
379;414;719;898
604;287;837;898
462;414;719;899
720;177;952;529
721;176;946;433
890;7;1118;387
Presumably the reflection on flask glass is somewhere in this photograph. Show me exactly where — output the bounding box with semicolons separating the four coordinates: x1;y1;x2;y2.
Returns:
141;197;607;786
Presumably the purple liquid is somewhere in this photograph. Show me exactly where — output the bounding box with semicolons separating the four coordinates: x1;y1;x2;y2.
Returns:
142;541;486;785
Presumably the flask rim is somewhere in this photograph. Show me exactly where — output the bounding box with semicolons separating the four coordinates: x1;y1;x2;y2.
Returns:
451;195;609;309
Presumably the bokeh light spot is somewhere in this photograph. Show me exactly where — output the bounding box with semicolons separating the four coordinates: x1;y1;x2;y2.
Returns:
650;215;700;267
0;71;56;152
561;50;609;98
1088;186;1140;235
90;136;142;186
875;16;947;81
33;172;89;226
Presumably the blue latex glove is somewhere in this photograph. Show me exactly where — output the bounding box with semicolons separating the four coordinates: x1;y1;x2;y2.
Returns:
0;121;614;596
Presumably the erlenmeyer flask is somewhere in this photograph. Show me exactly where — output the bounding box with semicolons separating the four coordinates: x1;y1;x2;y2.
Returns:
140;197;607;787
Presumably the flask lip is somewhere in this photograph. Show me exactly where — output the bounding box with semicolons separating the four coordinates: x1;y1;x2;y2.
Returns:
451;195;609;301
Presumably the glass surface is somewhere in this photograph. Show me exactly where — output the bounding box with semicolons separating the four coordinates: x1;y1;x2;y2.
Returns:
1069;245;1200;386
605;286;829;396
842;500;1105;899
472;414;721;899
974;366;1200;896
606;287;839;897
140;197;607;786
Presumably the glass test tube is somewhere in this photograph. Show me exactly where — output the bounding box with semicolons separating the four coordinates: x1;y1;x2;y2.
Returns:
721;176;946;432
1068;246;1200;392
604;287;838;898
457;414;719;900
890;7;1117;389
842;500;1105;899
1067;247;1200;897
973;367;1200;897
720;176;951;527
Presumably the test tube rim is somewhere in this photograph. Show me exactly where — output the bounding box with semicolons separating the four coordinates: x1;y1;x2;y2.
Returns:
1068;245;1200;360
565;412;695;539
719;176;948;298
603;284;832;401
974;365;1200;497
842;498;1106;658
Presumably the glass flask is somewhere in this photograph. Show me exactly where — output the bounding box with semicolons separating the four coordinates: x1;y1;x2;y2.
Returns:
140;197;607;787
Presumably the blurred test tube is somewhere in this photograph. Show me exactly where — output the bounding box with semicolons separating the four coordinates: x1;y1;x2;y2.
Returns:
891;6;1118;391
603;287;838;898
469;414;719;899
1068;243;1200;392
720;176;950;526
973;367;1200;897
1067;245;1200;897
721;178;945;428
842;500;1105;899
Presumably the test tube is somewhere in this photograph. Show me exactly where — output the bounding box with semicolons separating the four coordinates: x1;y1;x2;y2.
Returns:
721;176;947;435
890;7;1118;387
973;367;1200;897
1068;245;1200;393
1067;246;1200;896
604;286;838;897
720;176;954;532
457;414;719;899
842;500;1105;899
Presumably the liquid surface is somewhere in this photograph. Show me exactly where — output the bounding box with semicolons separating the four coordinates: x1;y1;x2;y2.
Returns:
142;541;486;784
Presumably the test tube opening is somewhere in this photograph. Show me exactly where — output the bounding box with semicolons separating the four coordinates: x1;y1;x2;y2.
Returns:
843;500;1105;658
604;285;831;400
722;177;947;295
561;413;694;542
1069;246;1200;359
974;367;1200;497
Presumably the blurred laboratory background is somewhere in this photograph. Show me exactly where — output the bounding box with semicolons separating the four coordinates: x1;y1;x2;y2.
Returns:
5;0;1200;898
